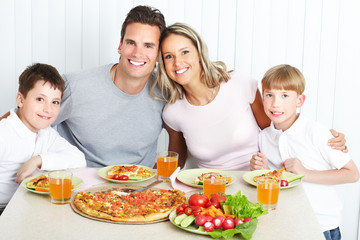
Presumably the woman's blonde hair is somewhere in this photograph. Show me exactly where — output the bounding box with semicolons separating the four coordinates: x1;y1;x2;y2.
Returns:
151;23;231;105
261;64;305;95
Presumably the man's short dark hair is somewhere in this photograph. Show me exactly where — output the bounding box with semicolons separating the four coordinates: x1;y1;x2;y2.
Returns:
120;5;166;43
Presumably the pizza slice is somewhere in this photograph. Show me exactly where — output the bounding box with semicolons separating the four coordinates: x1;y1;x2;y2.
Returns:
191;172;232;185
107;165;155;180
26;174;49;189
253;168;285;183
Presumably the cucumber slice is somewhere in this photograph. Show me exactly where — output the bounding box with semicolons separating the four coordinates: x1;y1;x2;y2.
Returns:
128;176;143;180
287;174;305;183
174;213;188;225
180;215;195;228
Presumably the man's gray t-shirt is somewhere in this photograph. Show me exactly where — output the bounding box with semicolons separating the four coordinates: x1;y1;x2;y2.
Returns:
53;64;165;167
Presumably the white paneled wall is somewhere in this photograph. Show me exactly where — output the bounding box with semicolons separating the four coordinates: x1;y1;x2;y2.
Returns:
1;0;360;239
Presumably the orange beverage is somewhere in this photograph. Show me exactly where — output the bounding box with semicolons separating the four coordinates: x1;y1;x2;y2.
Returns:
257;176;280;210
203;178;226;199
156;151;179;181
49;171;72;204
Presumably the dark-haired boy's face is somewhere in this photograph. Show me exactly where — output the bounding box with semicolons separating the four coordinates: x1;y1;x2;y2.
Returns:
16;80;61;133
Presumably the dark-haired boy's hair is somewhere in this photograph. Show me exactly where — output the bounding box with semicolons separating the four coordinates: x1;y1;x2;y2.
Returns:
18;63;64;98
120;5;165;43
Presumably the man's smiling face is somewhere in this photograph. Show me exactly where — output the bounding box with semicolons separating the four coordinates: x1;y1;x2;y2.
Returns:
117;22;160;82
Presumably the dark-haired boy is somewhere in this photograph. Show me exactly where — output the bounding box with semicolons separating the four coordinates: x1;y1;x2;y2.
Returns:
0;63;86;214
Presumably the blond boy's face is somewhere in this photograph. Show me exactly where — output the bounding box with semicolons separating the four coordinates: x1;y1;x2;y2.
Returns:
16;80;62;133
262;88;305;131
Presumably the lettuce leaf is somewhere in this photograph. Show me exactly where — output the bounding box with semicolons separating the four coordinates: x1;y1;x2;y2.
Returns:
207;219;258;239
222;191;268;219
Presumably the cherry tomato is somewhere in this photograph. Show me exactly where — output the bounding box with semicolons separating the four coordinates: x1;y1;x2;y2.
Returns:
280;180;288;187
210;193;227;204
211;201;220;209
234;218;243;227
192;207;202;217
112;174;120;180
203;221;214;232
176;206;184;215
188;194;209;208
118;175;129;181
195;215;207;226
205;201;212;208
184;207;193;215
222;217;235;230
180;203;189;209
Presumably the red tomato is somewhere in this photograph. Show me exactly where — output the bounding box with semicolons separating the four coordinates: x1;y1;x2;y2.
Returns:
280;180;288;187
184;207;193;215
180;203;189;209
210;193;227;204
203;221;214;232
118;175;129;181
211;201;220;209
188;194;209;208
222;217;235;230
234;218;243;227
195;215;207;226
112;174;120;180
176;206;184;215
192;208;202;217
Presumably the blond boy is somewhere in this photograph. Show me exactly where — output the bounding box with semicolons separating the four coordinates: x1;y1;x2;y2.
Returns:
250;64;359;239
0;63;86;214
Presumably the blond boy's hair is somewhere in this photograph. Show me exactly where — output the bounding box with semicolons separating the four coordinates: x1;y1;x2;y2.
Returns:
261;64;305;95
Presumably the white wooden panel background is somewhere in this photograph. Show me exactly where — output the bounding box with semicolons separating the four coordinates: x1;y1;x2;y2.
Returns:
0;0;360;239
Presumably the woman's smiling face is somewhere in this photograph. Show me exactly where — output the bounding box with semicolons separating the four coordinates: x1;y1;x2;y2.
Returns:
161;33;202;86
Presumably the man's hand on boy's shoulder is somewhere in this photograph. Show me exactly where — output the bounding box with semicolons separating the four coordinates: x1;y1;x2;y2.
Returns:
0;111;10;121
16;156;42;183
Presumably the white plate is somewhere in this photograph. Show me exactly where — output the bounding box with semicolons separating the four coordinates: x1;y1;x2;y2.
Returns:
22;174;83;195
242;170;303;189
176;168;236;188
98;165;157;183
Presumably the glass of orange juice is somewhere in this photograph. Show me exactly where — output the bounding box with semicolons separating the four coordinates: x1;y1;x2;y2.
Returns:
257;176;280;210
156;151;178;182
203;177;226;199
49;171;73;204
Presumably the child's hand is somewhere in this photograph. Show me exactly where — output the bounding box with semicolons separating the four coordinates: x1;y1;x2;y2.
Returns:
250;152;269;170
16;156;42;183
282;158;306;175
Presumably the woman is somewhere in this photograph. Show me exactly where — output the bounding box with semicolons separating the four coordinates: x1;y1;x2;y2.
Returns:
151;23;346;170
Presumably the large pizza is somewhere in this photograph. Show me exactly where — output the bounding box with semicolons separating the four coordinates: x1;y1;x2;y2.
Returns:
72;185;186;223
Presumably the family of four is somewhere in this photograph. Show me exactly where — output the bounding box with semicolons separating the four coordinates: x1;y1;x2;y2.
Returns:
0;5;357;240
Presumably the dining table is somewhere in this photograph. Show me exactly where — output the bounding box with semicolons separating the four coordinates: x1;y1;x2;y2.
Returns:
0;168;325;240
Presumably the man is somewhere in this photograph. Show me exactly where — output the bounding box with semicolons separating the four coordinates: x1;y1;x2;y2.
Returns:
52;6;166;167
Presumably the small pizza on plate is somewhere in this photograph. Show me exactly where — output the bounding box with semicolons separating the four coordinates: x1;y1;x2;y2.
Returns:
73;188;186;223
26;174;50;191
252;168;285;182
191;172;232;185
106;165;155;181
